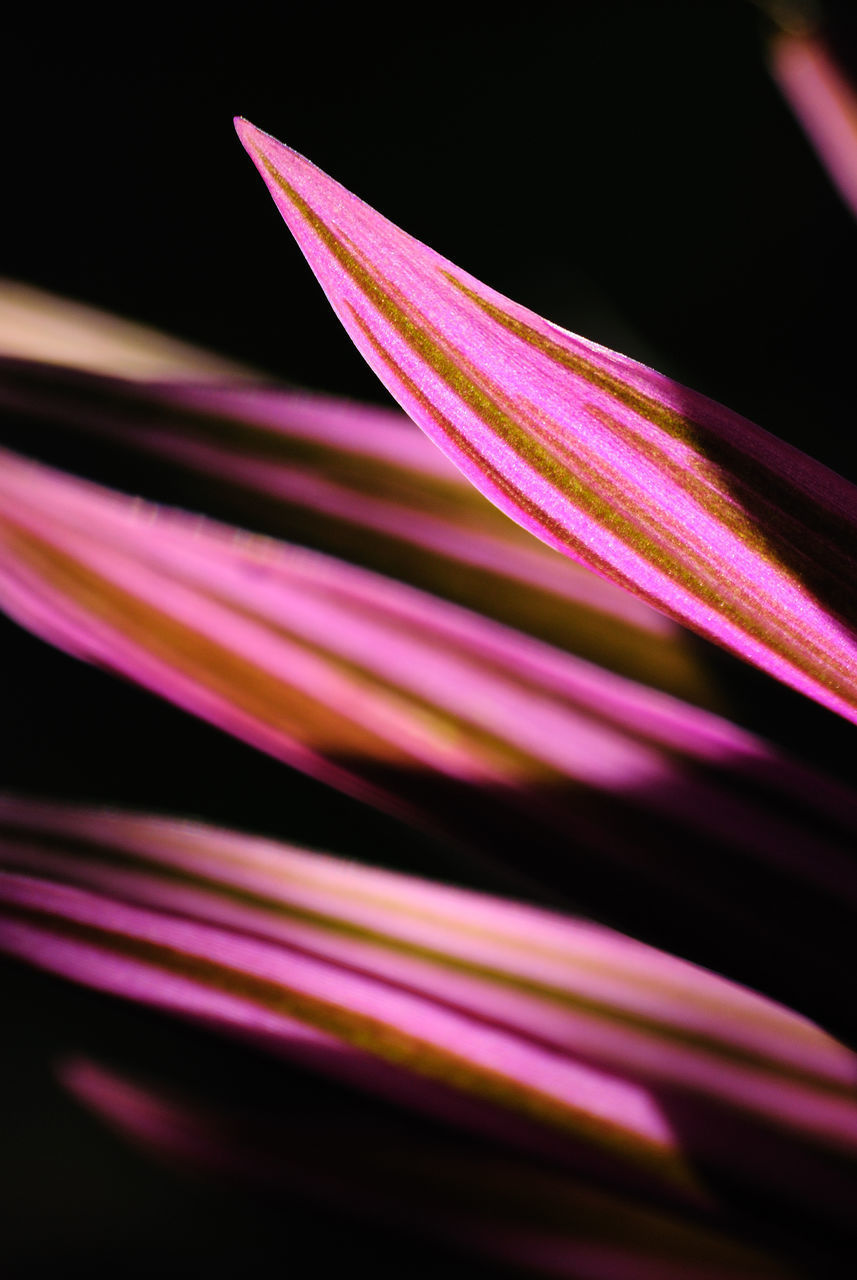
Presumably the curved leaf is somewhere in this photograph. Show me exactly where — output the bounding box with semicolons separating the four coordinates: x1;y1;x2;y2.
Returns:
235;120;857;724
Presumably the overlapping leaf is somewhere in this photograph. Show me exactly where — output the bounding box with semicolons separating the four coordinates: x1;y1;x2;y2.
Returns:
1;799;856;1247
235;121;857;724
0;281;708;701
2;448;857;1016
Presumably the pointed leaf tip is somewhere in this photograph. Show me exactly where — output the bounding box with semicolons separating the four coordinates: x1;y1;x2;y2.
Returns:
235;118;301;171
237;123;857;726
233;115;257;145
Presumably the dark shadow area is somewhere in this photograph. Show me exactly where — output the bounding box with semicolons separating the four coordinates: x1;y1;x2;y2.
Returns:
0;963;519;1280
666;372;857;750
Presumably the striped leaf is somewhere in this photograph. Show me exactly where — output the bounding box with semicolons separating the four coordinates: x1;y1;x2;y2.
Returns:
0;283;708;703
2;800;856;1234
235;120;857;725
59;1058;797;1278
2;449;857;1014
2;797;855;1164
0;873;701;1205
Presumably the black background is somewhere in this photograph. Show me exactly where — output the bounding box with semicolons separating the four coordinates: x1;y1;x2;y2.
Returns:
4;2;857;1275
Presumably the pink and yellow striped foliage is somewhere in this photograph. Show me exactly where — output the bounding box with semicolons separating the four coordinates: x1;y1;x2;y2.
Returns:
235;120;857;726
4;53;857;1273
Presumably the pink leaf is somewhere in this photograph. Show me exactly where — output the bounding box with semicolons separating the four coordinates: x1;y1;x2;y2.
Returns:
235;120;857;724
770;30;857;220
